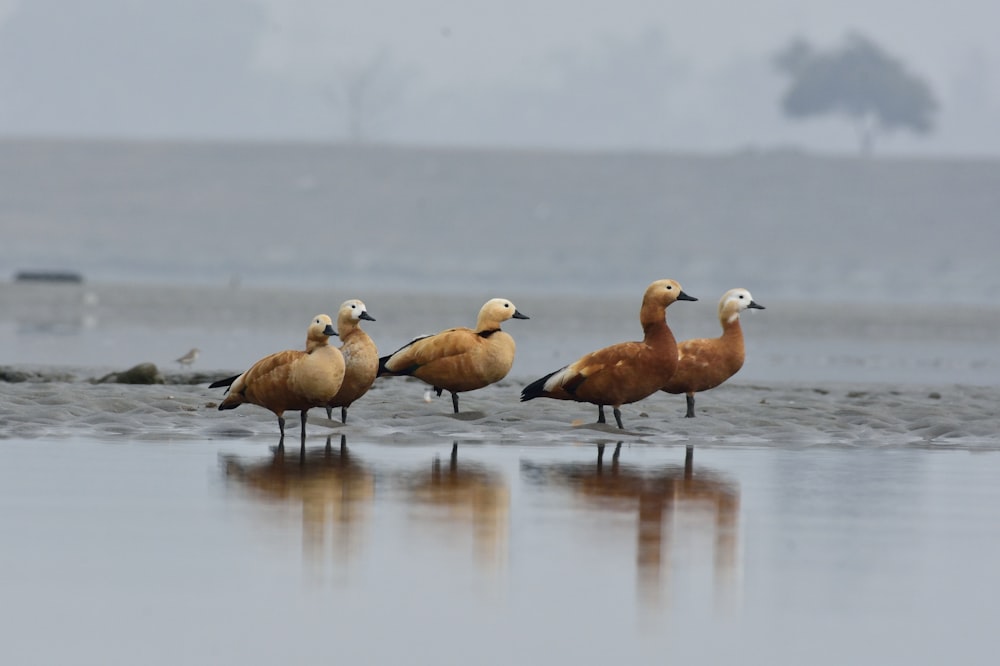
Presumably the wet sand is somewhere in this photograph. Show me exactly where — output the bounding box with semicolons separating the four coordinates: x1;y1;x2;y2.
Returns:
3;281;999;446
1;371;998;448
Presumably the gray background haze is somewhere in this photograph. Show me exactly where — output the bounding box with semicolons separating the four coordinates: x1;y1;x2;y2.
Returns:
0;0;997;155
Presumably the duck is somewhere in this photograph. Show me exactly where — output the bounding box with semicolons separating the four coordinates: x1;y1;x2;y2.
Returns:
211;314;345;440
520;279;696;429
325;299;378;424
661;287;764;417
377;298;529;413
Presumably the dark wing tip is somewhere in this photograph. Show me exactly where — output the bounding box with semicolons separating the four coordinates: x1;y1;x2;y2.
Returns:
208;374;240;389
521;369;559;401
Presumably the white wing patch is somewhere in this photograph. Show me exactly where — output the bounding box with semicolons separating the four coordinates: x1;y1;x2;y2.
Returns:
543;366;573;392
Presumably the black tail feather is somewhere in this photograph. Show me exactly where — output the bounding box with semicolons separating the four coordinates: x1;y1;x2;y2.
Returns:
377;354;392;377
377;335;433;377
378;353;420;378
521;370;559;402
208;373;240;390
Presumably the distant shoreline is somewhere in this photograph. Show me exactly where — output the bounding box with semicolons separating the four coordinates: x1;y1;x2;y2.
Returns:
2;134;999;164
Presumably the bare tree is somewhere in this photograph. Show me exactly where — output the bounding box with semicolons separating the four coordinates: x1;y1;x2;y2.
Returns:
327;49;411;143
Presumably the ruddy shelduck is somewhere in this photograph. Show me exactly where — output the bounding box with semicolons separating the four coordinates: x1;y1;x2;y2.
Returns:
377;298;529;413
211;314;345;439
662;287;764;417
325;299;378;424
521;279;696;429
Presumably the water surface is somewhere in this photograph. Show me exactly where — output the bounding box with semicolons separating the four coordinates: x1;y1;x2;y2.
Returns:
1;437;996;665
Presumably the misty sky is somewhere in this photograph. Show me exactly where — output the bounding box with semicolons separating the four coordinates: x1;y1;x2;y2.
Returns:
0;0;997;155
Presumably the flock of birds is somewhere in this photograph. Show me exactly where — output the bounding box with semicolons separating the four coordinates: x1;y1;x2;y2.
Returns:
206;280;764;439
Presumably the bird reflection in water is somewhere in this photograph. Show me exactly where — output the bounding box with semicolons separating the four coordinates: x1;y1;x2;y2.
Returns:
221;434;375;574
406;442;510;571
522;443;740;612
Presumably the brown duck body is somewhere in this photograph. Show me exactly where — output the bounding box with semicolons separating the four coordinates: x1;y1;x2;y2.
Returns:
326;300;378;423
215;314;345;438
378;298;529;413
521;279;696;429
662;288;764;417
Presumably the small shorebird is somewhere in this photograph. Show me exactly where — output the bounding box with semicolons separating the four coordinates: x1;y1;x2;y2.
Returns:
175;348;200;367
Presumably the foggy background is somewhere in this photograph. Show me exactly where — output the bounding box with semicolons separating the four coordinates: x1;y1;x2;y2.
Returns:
0;0;997;155
2;1;998;308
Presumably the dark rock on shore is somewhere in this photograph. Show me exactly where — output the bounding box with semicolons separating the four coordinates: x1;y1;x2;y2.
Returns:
0;366;78;383
96;362;164;385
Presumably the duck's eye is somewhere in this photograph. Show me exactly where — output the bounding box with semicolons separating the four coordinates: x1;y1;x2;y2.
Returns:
504;303;510;308
351;304;357;309
666;285;673;290
738;294;745;299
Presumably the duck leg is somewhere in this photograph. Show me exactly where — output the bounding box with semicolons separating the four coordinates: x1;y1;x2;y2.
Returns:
450;391;460;414
613;407;624;430
597;405;606;424
685;394;696;418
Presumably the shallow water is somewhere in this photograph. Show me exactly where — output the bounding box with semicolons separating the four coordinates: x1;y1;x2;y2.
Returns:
1;436;998;665
3;141;999;304
3;282;1000;389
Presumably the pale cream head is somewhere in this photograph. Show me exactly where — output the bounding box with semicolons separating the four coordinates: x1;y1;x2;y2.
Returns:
338;299;372;324
719;288;765;323
478;298;529;326
306;314;336;346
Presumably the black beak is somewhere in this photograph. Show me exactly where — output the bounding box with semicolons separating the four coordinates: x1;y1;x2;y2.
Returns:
513;310;530;320
677;291;698;302
360;311;376;321
749;301;765;310
323;324;337;336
